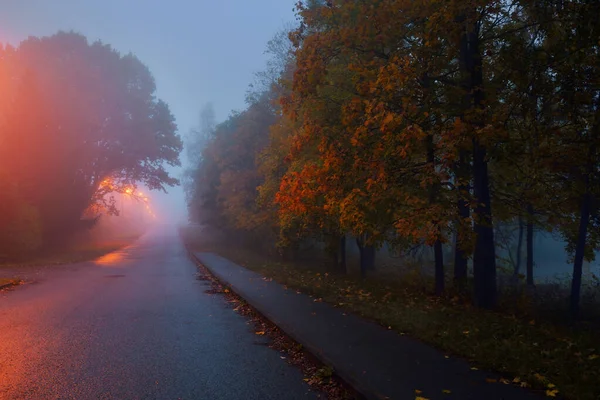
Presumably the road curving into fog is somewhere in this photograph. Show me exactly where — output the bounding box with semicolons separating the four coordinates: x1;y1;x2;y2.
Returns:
0;226;314;399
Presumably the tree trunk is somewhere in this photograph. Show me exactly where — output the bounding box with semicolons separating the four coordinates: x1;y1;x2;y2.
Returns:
514;216;524;279
570;191;591;320
526;204;535;287
462;19;497;309
356;236;375;278
453;152;470;288
434;240;445;295
339;235;347;274
363;245;376;274
570;139;595;319
332;239;339;269
472;142;497;309
425;129;445;295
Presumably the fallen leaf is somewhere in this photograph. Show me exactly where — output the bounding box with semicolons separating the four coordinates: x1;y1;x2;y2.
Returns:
415;390;422;394
471;367;478;371
442;389;451;394
415;397;429;400
546;389;559;397
255;331;265;335
485;378;497;383
588;354;599;360
444;355;450;359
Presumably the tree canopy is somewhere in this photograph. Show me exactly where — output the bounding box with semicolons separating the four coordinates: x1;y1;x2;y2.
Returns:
186;0;599;317
0;31;182;250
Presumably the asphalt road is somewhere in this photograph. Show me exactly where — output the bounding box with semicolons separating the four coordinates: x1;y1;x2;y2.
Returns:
0;227;316;400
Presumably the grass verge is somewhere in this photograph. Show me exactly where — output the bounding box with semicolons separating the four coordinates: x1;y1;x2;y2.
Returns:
181;226;599;400
0;235;140;269
0;278;23;290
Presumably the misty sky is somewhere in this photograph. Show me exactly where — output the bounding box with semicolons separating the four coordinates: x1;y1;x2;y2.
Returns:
0;0;296;222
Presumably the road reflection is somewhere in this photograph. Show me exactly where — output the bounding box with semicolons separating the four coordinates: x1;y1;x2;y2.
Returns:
95;250;126;266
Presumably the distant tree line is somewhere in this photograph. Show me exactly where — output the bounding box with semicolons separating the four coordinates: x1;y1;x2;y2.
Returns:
0;32;182;258
185;0;599;317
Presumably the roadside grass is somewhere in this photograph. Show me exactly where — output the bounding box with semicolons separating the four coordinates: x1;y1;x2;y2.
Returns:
0;235;140;269
0;278;23;289
181;226;600;400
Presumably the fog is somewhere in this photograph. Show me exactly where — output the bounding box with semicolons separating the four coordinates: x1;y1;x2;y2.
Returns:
0;0;296;225
1;1;597;287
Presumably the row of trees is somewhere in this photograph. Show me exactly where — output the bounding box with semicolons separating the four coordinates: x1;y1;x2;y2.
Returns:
0;32;182;257
186;0;599;316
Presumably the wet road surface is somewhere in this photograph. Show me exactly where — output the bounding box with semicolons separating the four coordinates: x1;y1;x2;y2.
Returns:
0;227;315;399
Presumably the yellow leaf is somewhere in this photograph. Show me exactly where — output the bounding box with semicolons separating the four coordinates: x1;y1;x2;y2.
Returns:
547;384;556;389
223;288;230;293
471;367;478;371
415;390;423;394
255;331;265;335
512;377;521;383
546;389;559;397
415;397;429;400
588;354;599;360
442;389;451;394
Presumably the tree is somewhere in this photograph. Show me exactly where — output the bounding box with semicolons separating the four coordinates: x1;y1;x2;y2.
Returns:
0;170;42;258
184;103;216;222
540;0;600;318
0;31;182;243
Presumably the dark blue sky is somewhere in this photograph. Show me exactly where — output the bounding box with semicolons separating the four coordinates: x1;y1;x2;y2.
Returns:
0;0;297;221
